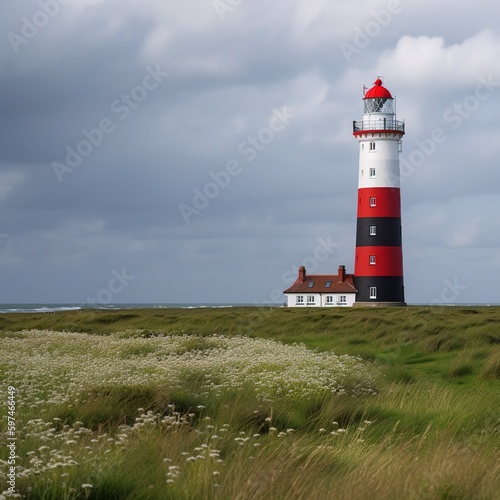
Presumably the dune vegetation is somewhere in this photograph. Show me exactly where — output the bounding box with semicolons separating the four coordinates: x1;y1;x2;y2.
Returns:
0;306;499;499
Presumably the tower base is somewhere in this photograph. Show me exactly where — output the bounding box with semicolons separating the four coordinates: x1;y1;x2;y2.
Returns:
353;301;407;308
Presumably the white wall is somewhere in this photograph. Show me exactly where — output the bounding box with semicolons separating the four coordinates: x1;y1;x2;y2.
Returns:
285;293;356;307
357;135;401;189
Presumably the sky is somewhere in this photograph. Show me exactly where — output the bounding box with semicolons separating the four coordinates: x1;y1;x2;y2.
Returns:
1;0;500;305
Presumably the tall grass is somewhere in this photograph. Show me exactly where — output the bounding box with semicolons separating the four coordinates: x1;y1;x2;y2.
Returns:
1;307;499;498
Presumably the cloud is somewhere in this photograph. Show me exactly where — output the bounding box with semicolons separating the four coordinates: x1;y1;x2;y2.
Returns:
379;30;500;87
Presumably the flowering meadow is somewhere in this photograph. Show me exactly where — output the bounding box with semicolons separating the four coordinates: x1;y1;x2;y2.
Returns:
1;330;377;498
1;307;499;499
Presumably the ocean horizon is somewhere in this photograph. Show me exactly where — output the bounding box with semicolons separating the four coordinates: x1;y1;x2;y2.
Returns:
0;303;280;314
1;302;499;314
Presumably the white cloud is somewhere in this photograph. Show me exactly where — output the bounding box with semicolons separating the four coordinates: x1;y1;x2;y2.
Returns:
379;30;500;87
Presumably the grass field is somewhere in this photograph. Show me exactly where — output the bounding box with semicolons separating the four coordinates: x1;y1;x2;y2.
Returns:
1;306;499;499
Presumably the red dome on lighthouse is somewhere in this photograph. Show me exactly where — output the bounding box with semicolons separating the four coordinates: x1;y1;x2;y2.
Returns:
364;78;393;99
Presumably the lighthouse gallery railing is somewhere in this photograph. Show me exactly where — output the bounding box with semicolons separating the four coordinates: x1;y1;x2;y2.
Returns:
353;119;405;133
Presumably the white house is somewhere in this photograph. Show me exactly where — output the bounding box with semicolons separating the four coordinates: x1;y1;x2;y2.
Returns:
283;265;357;307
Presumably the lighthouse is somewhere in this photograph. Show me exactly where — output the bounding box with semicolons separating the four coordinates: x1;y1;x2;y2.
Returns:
353;78;406;306
282;77;408;308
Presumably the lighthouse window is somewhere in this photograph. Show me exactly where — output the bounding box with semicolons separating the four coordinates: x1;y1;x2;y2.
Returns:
296;296;304;305
369;168;376;178
370;255;376;265
369;287;377;299
369;225;377;236
369;142;376;151
370;197;377;207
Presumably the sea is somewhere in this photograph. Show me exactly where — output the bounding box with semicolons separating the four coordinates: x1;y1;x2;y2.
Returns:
0;303;273;314
0;303;497;314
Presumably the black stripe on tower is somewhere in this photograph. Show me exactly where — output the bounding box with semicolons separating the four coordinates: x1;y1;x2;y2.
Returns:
356;217;402;247
354;276;405;302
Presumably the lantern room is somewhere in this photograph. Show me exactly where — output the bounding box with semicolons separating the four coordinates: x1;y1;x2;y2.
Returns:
363;78;394;114
353;78;404;135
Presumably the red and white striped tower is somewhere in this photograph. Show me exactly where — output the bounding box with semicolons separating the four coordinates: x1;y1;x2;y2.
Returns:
352;78;406;305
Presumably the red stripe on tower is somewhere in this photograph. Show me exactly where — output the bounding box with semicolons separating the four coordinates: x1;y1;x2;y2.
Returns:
352;78;406;305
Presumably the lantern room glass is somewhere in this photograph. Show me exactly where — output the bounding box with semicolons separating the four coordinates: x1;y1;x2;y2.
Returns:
364;97;394;114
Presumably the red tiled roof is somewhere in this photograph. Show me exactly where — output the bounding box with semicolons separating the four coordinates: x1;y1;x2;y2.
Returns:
283;273;357;294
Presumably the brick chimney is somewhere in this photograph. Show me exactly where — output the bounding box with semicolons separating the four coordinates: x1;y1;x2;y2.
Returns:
338;265;346;283
298;266;306;283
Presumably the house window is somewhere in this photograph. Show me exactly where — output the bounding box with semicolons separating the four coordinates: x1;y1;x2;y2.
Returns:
325;281;332;288
338;295;347;305
369;197;377;207
369;225;376;236
369;168;376;178
307;295;315;304
369;142;376;151
296;295;304;305
369;287;377;299
370;255;376;265
326;296;333;305
307;281;314;288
